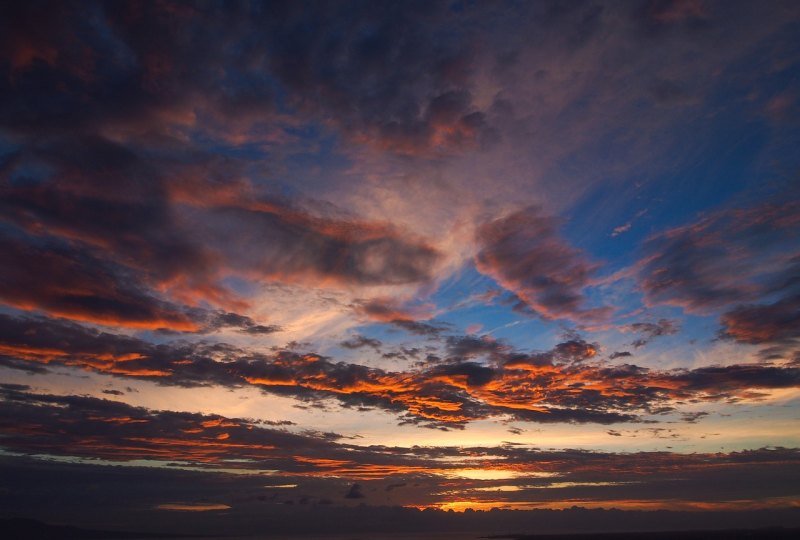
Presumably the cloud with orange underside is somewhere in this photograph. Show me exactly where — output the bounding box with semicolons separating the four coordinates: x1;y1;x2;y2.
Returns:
1;385;799;512
3;313;799;428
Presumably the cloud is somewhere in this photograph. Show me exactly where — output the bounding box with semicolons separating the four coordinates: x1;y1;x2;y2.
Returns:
0;227;204;331
344;483;366;499
340;335;383;350
192;205;441;288
718;255;800;356
444;335;508;361
205;311;282;335
2;383;797;480
720;294;800;346
0;136;441;334
3;314;798;429
260;2;494;156
609;351;633;360
1;2;450;337
0;136;441;316
352;299;448;336
638;199;800;359
1;385;799;525
475;207;611;323
620;319;680;348
638;200;800;314
611;222;632;237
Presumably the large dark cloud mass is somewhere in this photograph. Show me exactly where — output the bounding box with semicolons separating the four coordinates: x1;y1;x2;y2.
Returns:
1;0;446;333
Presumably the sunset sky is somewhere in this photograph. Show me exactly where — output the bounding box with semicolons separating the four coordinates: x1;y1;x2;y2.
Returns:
1;0;799;535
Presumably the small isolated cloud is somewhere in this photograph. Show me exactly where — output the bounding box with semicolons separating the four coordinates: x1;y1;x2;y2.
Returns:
339;335;383;350
620;319;680;348
344;483;366;499
612;222;632;237
352;298;448;337
609;351;633;360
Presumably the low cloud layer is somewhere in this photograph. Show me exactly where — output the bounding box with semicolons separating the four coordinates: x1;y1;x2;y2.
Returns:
2;314;798;428
1;384;798;524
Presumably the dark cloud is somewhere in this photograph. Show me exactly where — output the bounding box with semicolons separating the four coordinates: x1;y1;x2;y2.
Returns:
720;292;800;348
0;0;494;154
717;255;800;359
0;228;200;331
0;142;440;328
621;319;680;348
429;362;496;387
260;1;495;155
206;311;282;335
445;335;508;361
390;319;449;337
639;200;800;360
2;2;448;334
340;335;383;350
382;347;424;361
2;385;798;490
609;351;633;360
352;299;449;337
498;292;540;317
639;201;800;314
681;411;709;423
0;385;345;470
666;364;800;394
193;205;441;288
475;207;611;322
344;483;366;499
551;339;599;363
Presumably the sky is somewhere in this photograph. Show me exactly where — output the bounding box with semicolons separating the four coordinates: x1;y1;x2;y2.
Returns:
1;0;799;535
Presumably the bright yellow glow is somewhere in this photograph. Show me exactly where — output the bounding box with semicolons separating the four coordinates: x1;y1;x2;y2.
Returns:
544;481;627;489
410;496;800;513
447;468;520;480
